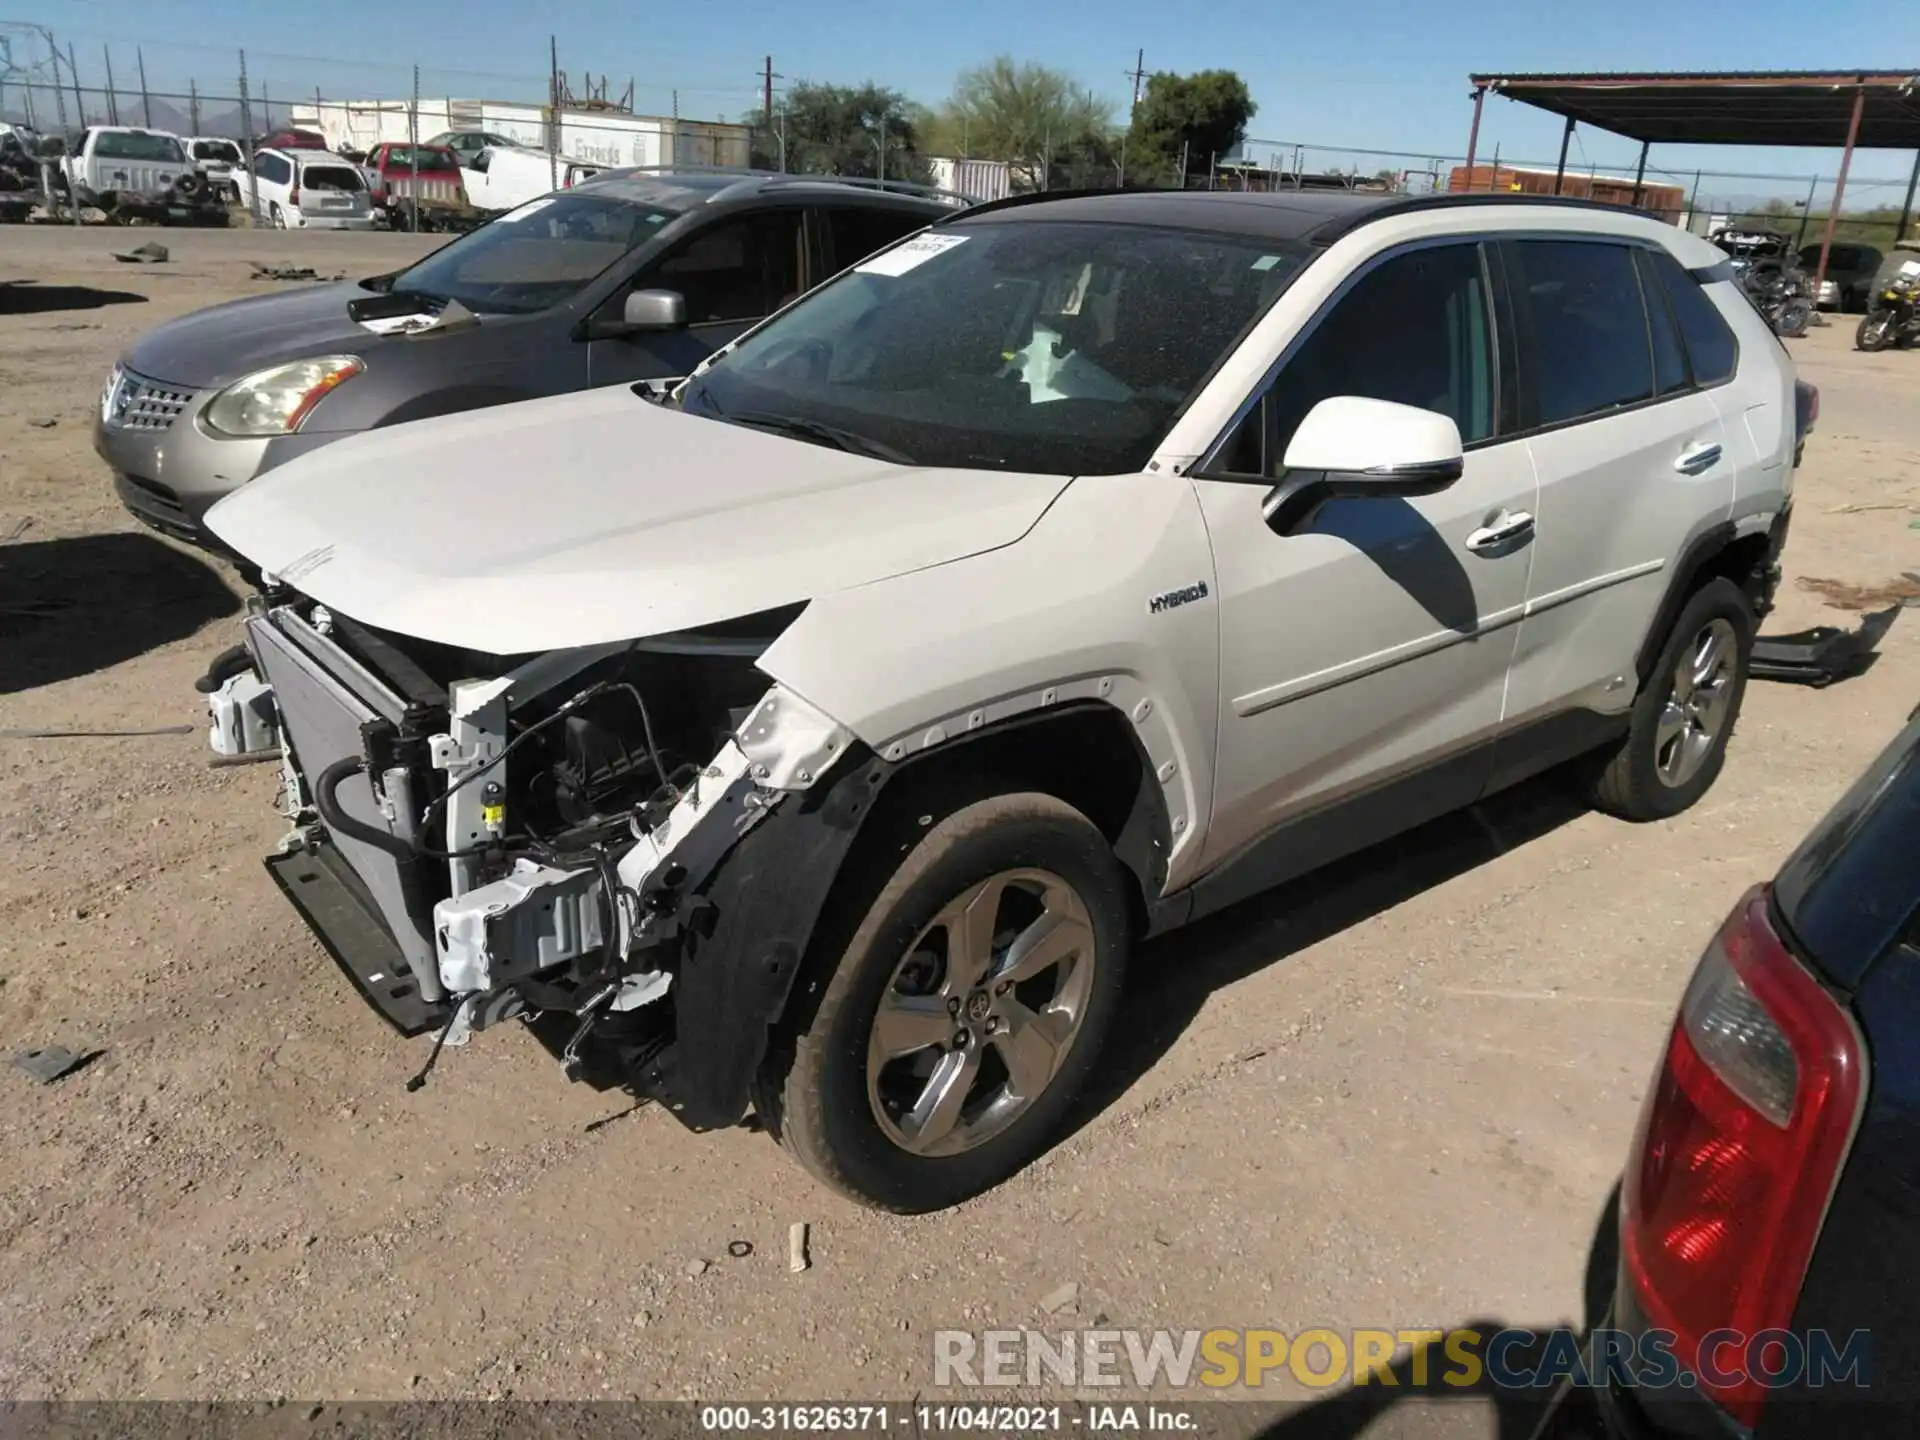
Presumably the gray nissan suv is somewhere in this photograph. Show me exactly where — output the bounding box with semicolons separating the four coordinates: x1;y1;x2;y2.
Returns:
96;172;955;550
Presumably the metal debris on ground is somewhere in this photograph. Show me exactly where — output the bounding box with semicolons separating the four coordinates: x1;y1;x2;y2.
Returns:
12;1045;94;1084
788;1222;810;1273
249;263;346;283
1;517;30;544
727;1239;753;1259
112;242;169;264
1037;1281;1080;1315
29;418;57;428
1752;604;1902;688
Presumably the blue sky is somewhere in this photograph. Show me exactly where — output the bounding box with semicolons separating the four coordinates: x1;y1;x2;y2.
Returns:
10;0;1919;210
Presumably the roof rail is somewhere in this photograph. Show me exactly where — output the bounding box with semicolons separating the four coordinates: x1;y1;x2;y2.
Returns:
1307;191;1672;243
931;184;1166;222
580;163;980;208
750;174;978;207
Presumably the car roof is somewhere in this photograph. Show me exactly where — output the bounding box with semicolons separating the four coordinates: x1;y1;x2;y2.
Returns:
575;169;957;213
943;188;1727;261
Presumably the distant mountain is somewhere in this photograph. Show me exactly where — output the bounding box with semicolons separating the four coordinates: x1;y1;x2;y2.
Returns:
2;93;250;138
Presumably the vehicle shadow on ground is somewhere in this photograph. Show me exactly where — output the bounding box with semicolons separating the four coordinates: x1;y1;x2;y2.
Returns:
0;533;238;693
1248;1184;1623;1439
1070;771;1593;1135
0;281;150;315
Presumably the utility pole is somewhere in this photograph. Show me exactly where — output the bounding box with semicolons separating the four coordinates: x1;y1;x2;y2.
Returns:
102;45;118;124
1177;138;1188;189
408;63;420;233
547;34;559;191
66;42;84;126
762;56;774;131
1126;48;1146;113
189;79;201;136
237;49;260;227
137;47;151;127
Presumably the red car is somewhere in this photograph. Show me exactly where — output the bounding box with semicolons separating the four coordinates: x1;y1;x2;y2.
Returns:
254;127;329;151
360;142;468;222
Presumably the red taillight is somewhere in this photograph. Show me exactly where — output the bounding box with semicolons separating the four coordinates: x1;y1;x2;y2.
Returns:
1621;885;1864;1428
288;185;300;208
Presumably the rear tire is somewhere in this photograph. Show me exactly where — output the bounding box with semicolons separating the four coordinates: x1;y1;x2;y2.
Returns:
758;791;1130;1213
1588;578;1755;822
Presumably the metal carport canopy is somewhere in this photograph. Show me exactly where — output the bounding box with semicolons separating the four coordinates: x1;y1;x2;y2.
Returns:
1469;71;1920;149
1461;70;1920;293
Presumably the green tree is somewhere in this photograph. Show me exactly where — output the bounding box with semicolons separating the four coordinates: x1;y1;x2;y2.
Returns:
1128;70;1256;187
933;56;1116;190
750;81;930;183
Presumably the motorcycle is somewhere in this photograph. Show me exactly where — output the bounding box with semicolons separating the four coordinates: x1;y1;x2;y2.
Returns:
1856;274;1919;352
1710;227;1813;337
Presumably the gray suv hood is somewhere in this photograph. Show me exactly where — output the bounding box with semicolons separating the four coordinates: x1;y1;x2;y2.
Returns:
206;386;1073;654
124;281;382;388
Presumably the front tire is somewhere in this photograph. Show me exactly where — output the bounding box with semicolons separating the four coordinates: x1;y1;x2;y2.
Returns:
1857;314;1893;351
760;791;1131;1212
1588;578;1755;822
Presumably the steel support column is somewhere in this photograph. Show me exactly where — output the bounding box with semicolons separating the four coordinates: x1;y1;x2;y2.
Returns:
1463;84;1486;191
1553;115;1574;195
1630;140;1649;208
1814;84;1868;299
1896;147;1920;246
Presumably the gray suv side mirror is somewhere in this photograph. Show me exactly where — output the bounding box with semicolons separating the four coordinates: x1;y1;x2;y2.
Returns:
623;288;688;332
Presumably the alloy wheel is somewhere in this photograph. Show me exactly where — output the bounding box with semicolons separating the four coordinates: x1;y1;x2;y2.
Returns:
866;868;1097;1158
1655;618;1738;788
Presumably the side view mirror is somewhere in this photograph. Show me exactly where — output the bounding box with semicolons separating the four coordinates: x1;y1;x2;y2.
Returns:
1263;396;1465;535
621;288;688;332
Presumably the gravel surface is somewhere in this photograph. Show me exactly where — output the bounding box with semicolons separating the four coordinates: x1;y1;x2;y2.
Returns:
2;229;1915;1424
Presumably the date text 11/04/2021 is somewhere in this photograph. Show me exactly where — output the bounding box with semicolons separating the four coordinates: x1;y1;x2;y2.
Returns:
700;1405;1199;1432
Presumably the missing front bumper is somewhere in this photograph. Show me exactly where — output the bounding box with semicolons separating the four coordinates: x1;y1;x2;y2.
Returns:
266;838;450;1036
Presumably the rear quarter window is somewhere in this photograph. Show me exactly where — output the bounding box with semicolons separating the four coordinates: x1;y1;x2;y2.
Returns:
1647;248;1738;386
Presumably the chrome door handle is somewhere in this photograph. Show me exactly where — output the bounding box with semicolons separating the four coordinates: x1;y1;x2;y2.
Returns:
1465;510;1535;553
1674;441;1723;475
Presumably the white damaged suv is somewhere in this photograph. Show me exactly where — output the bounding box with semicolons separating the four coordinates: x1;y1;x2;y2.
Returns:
201;190;1812;1211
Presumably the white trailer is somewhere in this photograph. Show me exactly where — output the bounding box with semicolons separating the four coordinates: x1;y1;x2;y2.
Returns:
288;99;750;173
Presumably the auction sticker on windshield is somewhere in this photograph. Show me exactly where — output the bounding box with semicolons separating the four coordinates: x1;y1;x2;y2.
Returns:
857;233;969;277
497;197;557;224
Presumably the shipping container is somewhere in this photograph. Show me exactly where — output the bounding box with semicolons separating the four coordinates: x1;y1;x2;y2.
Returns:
1446;163;1685;225
927;157;1014;203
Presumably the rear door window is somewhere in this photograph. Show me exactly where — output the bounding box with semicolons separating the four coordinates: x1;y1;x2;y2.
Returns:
1635;250;1691;396
1646;248;1738;387
1506;240;1655;426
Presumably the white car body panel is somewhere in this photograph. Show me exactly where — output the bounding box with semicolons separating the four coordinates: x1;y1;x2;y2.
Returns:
758;470;1221;887
204;386;1071;654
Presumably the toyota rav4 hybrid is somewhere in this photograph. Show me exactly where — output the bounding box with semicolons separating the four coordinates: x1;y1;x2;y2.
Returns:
197;190;1814;1212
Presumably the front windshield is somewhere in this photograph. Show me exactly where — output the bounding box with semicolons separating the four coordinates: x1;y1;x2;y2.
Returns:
681;220;1308;474
383;191;682;315
96;131;185;163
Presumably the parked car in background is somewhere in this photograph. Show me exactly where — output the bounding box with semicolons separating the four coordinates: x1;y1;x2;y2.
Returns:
0;122;38;220
55;126;216;222
97;172;953;547
457;143;599;212
1803;240;1884;312
425;128;535;164
194;190;1808;1212
184;136;244;200
236;147;376;230
254;127;329;151
1534;701;1920;1440
359;142;470;229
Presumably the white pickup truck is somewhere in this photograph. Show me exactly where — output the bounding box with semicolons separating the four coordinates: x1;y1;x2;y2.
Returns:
460;144;603;212
57;126;210;220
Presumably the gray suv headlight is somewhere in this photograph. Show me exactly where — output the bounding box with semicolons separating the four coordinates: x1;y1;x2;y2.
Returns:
204;356;364;437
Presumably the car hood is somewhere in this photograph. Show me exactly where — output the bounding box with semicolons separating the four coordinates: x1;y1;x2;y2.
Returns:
123;281;386;388
206;386;1074;654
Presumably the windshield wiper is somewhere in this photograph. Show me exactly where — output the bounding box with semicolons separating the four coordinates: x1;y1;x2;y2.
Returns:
726;411;915;465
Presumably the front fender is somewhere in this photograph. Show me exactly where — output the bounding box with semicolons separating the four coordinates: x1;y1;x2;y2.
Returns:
757;469;1221;892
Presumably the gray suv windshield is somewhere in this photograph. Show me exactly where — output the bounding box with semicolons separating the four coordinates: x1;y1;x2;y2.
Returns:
385;192;682;315
682;220;1308;475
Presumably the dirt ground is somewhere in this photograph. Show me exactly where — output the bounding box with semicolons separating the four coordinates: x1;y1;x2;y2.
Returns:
2;227;1917;1428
